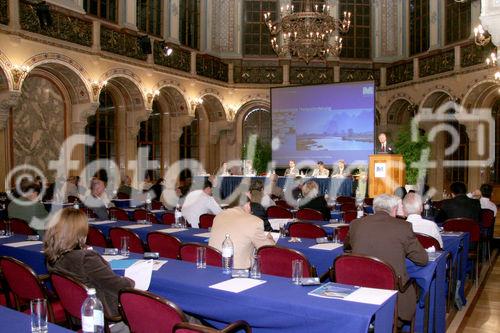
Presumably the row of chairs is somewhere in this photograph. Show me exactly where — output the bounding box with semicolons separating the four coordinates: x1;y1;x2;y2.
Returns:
0;256;250;333
267;206;358;223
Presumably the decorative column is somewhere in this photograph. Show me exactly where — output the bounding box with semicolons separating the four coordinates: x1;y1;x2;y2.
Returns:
0;91;20;191
70;102;99;175
119;0;137;31
8;0;20;30
169;0;180;42
429;0;440;50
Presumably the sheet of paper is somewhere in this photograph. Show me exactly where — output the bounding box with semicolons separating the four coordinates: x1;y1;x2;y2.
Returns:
3;241;43;248
440;231;463;237
309;243;343;251
102;255;128;262
193;232;211;238
89;220;116;225
122;224;153;229
268;232;280;242
323;223;350;228
151;260;168;271
209;278;266;293
125;260;153;291
150;209;165;213
157;228;188;233
268;219;293;230
344;287;397;305
110;259;139;270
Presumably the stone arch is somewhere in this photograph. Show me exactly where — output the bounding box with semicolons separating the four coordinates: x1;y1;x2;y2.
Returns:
420;89;454;112
386;98;415;125
0;50;13;91
234;99;270;147
462;80;499;111
200;94;226;122
98;69;146;112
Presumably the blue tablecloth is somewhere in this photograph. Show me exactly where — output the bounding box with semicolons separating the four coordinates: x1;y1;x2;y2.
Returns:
442;232;469;305
0;305;74;332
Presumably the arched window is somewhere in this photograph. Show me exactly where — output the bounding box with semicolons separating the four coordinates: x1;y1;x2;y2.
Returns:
137;0;162;36
179;0;200;49
180;110;199;160
409;0;429;55
444;118;469;187
492;100;500;184
243;0;279;56
339;0;371;59
83;0;117;22
138;101;162;178
243;108;271;145
86;89;116;163
445;0;471;45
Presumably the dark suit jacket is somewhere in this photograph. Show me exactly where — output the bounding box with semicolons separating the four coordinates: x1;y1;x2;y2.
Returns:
47;249;134;317
376;142;395;154
344;212;428;321
299;196;330;221
250;202;273;231
435;195;481;223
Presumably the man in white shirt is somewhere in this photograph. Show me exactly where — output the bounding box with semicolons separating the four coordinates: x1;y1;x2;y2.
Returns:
402;192;443;248
468;184;497;217
181;180;222;228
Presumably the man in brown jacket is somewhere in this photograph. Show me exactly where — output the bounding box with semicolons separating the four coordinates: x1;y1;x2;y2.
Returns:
344;194;428;324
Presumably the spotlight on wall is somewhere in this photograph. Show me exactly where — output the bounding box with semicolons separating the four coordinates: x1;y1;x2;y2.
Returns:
160;41;174;57
36;1;52;28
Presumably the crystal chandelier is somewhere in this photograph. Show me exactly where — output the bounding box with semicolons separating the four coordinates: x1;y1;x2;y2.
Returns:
474;24;491;46
264;0;351;64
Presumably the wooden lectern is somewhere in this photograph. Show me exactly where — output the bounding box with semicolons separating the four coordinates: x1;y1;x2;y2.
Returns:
368;154;406;198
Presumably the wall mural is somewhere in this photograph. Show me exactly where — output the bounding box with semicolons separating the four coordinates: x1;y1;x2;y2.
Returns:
13;76;65;181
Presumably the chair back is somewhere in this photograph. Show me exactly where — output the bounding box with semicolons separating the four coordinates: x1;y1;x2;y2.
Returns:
336;226;349;243
109;227;146;253
415;233;442;251
266;206;293;219
50;272;88;320
179;243;222;267
257;246;312;278
432;200;444;210
147;232;181;259
343;210;358;223
334;254;397;290
119;288;186;333
0;256;45;301
161;212;175;225
152;201;163;210
199;214;215;229
480;209;495;229
67;195;80;204
86;226;108;248
296;208;323;221
9;218;37;235
288;222;326;238
275;200;293;210
363;198;374;206
133;209;159;224
108;207;130;221
443;218;480;243
340;203;356;212
336;196;355;205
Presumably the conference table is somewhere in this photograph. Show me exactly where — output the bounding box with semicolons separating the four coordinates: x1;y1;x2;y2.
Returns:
0;234;396;333
0;305;74;333
193;176;354;199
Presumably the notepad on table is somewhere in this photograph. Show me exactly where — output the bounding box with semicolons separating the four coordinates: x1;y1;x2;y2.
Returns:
344;287;397;305
157;228;188;234
308;282;358;299
323;223;350;228
89;220;116;225
309;243;343;251
102;255;128;262
209;278;266;293
193;232;211;238
3;241;43;248
125;260;153;291
122;224;153;229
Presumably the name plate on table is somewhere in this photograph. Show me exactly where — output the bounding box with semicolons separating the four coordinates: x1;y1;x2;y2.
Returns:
3;241;43;247
209;278;266;293
193;232;211;238
89;220;117;225
309;243;343;251
157;228;188;234
323;223;350;228
122;224;154;229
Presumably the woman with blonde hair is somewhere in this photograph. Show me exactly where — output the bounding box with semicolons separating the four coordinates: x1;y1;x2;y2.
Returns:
44;208;134;320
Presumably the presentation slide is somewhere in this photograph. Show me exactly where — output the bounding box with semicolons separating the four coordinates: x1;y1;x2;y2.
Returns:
271;81;375;167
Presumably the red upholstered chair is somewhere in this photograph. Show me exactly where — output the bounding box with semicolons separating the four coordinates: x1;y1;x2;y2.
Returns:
67;195;80;204
117;192;130;199
336;196;355;205
0;257;65;324
161;212;175;225
415;233;442;251
9;218;37;235
443;218;481;284
80;207;97;219
432;200;444;210
119;288;187;333
257;246;313;278
363;198;374;206
340;203;356;212
336;225;349;243
152;200;163;210
179;243;222;267
109;227;146;254
343;210;358;223
147;232;181;259
296;208;323;221
199;214;215;229
480;209;495;264
174;320;252;333
108;207;130;221
275;200;293;210
133;209;159;224
266;206;293;219
86;226;108;248
288;222;326;239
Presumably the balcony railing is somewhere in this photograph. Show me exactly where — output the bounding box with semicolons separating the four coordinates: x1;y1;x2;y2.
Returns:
234;62;283;84
153;41;191;73
196;54;228;82
100;26;147;61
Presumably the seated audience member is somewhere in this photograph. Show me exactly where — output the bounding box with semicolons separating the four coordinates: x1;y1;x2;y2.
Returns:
44;208;134;321
344;194;428;324
139;172;153;191
249;180;275;209
117;175;133;197
61;176;79;202
209;197;275;269
311;161;330;177
331;160;348;178
149;178;164;201
469;184;497;217
290;176;304;201
394;187;407;199
218;162;231;176
403;193;443;248
436;182;481;223
84;178;113;221
181;180;222;228
243;160;256;176
265;173;284;199
7;181;49;232
284;160;299;177
299;180;330;220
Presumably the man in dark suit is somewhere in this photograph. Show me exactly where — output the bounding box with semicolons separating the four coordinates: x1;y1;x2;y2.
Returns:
376;133;394;154
344;194;428;324
436;181;481;223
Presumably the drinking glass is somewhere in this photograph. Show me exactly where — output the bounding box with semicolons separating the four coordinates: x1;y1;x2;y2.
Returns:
292;259;303;285
279;223;287;238
196;246;206;269
4;221;12;236
30;299;48;333
333;229;339;243
250;255;261;279
120;236;130;256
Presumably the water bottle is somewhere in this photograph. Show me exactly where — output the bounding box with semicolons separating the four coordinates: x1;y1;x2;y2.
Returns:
174;204;182;227
221;234;234;274
356;204;364;219
423;199;430;218
81;288;104;333
145;193;152;211
73;203;80;210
